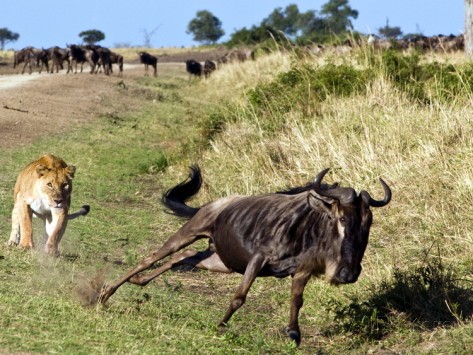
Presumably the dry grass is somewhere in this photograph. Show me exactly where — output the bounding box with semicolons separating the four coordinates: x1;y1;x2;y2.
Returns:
194;47;473;351
0;45;471;353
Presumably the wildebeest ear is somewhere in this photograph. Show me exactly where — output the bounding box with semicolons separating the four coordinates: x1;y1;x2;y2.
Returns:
307;191;336;215
65;165;76;179
36;164;49;177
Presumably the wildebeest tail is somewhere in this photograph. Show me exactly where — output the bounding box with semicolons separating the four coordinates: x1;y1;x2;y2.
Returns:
161;165;202;218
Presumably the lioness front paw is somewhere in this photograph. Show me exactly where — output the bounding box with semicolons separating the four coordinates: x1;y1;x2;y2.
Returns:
45;245;60;257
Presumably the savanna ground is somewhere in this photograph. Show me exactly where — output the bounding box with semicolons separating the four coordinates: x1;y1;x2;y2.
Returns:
0;46;472;354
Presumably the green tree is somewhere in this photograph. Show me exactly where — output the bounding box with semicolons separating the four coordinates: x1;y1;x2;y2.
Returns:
187;10;225;44
0;27;20;50
227;25;286;47
320;0;358;33
262;4;301;38
79;29;105;45
378;18;403;39
261;4;324;41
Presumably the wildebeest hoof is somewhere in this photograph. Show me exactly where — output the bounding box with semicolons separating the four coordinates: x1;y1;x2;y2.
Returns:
283;326;301;346
99;286;112;304
218;321;229;328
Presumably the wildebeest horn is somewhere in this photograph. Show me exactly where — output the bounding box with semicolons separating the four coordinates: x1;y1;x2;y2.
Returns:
312;168;356;204
360;178;392;207
313;168;330;188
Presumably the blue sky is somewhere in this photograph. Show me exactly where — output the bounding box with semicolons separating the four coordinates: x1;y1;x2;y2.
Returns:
0;1;464;50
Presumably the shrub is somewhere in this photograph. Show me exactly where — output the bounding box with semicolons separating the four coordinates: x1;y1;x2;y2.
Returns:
245;62;373;131
327;255;473;340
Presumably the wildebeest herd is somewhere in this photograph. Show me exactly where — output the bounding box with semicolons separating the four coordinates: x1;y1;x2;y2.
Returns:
10;45;254;79
305;33;464;55
13;45;124;76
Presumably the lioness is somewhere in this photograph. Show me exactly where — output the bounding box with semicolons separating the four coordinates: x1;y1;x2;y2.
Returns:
8;154;90;256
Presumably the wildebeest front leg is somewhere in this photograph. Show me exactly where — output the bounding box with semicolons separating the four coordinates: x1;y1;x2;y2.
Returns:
219;254;268;327
286;270;311;345
99;230;204;304
128;249;232;286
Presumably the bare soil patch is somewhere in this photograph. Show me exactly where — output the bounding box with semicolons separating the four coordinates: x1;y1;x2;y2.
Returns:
0;65;149;148
0;48;225;148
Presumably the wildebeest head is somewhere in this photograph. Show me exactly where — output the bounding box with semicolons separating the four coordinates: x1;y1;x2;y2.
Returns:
307;168;391;285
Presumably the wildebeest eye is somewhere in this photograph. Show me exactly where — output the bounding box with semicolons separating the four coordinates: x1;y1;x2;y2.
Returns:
63;183;69;190
339;217;346;223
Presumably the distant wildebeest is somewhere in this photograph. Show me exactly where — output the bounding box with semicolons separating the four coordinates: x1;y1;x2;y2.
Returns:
98;166;391;346
95;46;112;75
219;48;254;65
84;45;112;75
49;46;70;73
138;51;158;77
34;48;50;74
434;34;464;52
108;51;124;77
67;44;96;74
185;59;202;79
203;60;216;78
13;47;35;74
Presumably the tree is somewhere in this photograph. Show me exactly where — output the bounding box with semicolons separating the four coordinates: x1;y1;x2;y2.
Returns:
320;0;358;33
261;4;325;42
378;18;403;39
466;0;473;54
262;4;301;38
79;29;105;45
0;27;20;50
187;10;225;44
227;25;286;47
142;25;161;47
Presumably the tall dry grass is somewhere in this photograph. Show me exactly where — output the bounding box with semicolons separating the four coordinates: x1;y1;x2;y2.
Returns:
190;47;473;345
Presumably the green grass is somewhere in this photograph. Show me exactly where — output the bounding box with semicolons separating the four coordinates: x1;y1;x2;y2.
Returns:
0;48;472;354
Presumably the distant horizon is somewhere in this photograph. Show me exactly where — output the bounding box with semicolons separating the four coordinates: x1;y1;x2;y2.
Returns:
0;1;463;50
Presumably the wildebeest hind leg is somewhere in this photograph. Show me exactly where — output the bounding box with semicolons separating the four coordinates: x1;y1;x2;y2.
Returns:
99;230;205;304
128;249;232;286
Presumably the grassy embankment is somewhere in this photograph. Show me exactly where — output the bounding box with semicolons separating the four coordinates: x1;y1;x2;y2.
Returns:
0;46;472;354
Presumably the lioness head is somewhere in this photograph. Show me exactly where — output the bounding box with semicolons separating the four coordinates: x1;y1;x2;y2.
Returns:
36;162;76;209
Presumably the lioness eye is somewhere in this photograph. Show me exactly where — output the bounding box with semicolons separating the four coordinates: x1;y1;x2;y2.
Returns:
47;182;53;188
63;183;69;189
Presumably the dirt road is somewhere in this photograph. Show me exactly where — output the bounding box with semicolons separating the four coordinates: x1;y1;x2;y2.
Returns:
0;65;144;148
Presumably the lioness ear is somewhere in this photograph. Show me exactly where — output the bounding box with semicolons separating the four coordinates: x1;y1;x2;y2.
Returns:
307;191;336;216
36;164;49;177
66;165;76;179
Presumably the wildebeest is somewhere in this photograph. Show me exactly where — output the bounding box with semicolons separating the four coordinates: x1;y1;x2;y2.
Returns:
34;48;50;74
67;44;96;74
84;45;112;75
138;51;158;77
219;48;254;65
203;60;216;78
49;46;70;73
99;166;391;345
185;59;202;79
13;47;35;74
108;51;124;77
